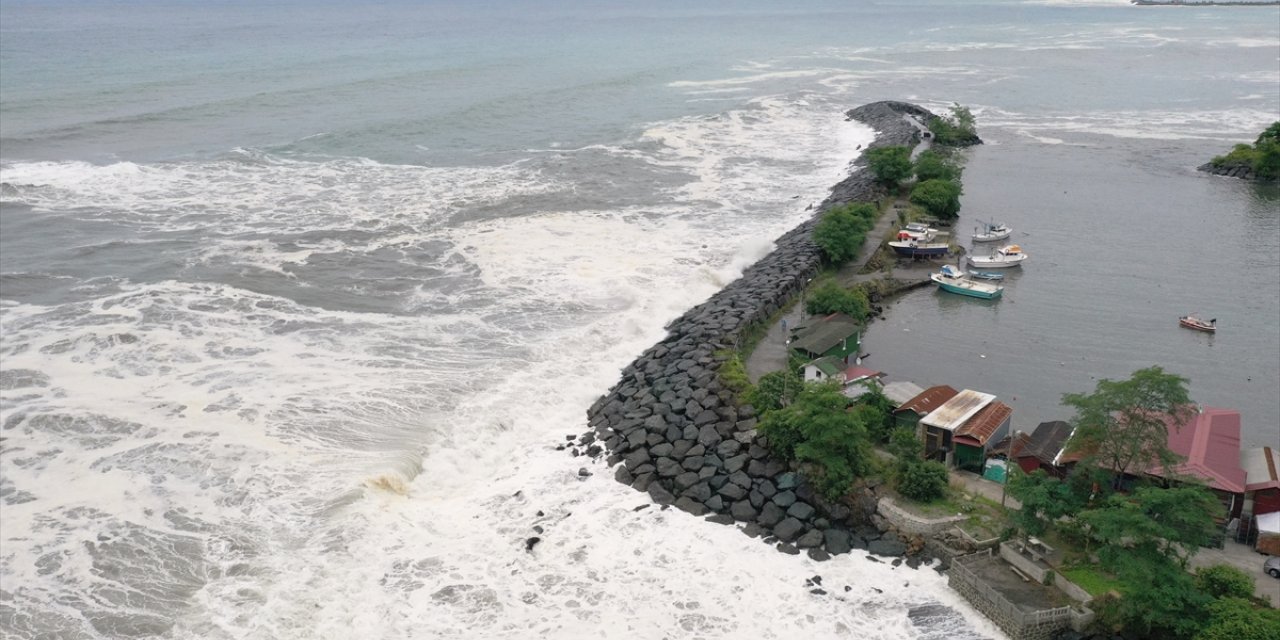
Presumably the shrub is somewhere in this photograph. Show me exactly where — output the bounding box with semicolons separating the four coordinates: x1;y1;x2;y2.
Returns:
804;281;869;320
1198;597;1280;640
1194;565;1255;600
759;382;872;500
928;103;979;146
909;179;962;219
913;150;959;182
866;146;913;187
813;203;876;264
746;369;801;415
717;352;750;395
899;461;950;502
1210;121;1280;180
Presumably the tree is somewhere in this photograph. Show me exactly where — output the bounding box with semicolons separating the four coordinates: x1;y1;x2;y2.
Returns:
1062;366;1194;490
759;382;872;500
866;146;913;187
804;281;869;320
747;369;801;414
852;388;896;443
927;103;980;146
813;203;876;264
1096;549;1212;640
1006;468;1076;539
1198;597;1280;640
913;150;958;182
1077;485;1219;569
1194;565;1255;600
908;178;962;219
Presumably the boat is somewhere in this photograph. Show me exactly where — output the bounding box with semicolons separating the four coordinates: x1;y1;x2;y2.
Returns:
889;239;950;257
898;222;937;241
972;220;1012;243
930;264;1003;299
969;270;1004;281
967;244;1028;269
1178;315;1216;333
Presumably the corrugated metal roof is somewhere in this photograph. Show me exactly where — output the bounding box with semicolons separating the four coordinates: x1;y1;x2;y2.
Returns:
882;381;925;408
1021;421;1074;464
955;401;1012;446
1146;406;1246;494
894;385;958;416
921;389;996;432
790;313;859;356
1242;446;1280;492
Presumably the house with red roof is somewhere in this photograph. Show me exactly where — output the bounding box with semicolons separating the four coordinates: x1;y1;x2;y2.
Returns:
1241;446;1280;516
1141;406;1247;519
897;386;1012;470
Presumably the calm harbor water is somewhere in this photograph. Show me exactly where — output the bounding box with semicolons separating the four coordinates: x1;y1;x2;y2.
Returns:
1;0;1277;638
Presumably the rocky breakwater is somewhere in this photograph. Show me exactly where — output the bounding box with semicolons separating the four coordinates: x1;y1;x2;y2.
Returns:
574;101;938;561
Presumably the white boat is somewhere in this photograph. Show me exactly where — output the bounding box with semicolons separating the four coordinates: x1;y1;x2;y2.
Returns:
931;265;1003;299
897;222;937;241
967;244;1028;269
972;221;1012;243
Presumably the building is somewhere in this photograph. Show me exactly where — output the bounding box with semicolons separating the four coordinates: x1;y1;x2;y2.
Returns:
1241;446;1280;516
894;385;958;438
801;358;885;400
951;399;1014;471
1142;406;1247;519
1012;421;1075;478
881;381;924;408
788;313;860;361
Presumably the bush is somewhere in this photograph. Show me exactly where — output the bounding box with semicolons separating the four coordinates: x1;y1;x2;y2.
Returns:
717;352;750;395
1198;597;1280;640
804;281;869;320
913;150;959;182
1194;565;1255;600
813;203;876;264
1210;121;1280;180
866;146;913;187
899;461;950;502
909;179;962;219
759;382;872;500
852;389;897;443
746;369;801;415
928;103;979;146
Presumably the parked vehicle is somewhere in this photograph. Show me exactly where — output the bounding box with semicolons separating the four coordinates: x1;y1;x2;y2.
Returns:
1266;556;1280;579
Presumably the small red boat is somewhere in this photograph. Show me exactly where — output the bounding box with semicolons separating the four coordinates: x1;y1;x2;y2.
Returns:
1179;315;1216;333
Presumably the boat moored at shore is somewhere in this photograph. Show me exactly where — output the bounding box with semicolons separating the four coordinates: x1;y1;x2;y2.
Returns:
931;264;1004;299
967;244;1028;269
972;220;1012;243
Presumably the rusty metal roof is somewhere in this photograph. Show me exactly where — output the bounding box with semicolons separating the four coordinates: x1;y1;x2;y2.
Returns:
920;389;996;432
894;385;958;416
956;401;1012;446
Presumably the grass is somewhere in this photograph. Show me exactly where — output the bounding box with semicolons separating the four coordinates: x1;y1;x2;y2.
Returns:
1059;564;1125;598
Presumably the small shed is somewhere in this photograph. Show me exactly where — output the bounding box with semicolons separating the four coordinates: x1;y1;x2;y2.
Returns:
1255;511;1280;556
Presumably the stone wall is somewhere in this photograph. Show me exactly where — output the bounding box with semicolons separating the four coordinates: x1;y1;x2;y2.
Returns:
1198;161;1260;181
877;497;967;536
577;101;936;559
949;550;1073;640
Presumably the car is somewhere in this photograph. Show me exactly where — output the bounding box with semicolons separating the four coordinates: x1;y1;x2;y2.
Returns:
1266;556;1280;579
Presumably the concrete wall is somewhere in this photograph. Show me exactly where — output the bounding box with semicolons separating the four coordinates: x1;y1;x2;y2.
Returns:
1000;540;1052;584
878;497;966;536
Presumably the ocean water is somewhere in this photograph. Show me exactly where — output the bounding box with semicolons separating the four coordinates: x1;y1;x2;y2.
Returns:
1;0;1277;638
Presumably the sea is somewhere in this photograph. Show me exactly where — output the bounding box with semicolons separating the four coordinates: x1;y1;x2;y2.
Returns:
1;0;1276;638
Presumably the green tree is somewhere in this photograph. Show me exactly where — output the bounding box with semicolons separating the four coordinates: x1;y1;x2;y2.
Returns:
1197;597;1280;640
909;179;962;219
913;150;959;182
888;426;922;474
813;203;876;264
1194;565;1255;600
804;281;869;320
746;369;801;414
899;460;950;502
1078;485;1219;569
1063;366;1195;490
852;388;897;443
759;382;872;500
1006;468;1076;539
866;146;913;187
1098;549;1212;640
927;103;979;146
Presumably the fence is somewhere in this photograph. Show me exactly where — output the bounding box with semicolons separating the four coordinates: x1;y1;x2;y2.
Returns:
950;549;1073;629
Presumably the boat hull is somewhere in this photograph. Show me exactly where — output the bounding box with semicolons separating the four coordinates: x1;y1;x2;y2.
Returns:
967;255;1027;269
969;271;1004;281
972;230;1012;243
890;241;949;257
1179;318;1216;333
931;274;1003;299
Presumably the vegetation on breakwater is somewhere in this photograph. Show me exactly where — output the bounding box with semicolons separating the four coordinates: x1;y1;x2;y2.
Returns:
1201;121;1280;181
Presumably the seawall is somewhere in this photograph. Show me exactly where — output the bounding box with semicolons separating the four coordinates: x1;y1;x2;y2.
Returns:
577;101;938;559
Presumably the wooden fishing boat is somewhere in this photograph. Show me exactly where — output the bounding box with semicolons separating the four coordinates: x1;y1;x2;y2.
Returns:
931;265;1003;300
972;220;1012;243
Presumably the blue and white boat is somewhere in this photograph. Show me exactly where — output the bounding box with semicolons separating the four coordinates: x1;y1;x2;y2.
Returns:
969;270;1004;281
931;265;1004;300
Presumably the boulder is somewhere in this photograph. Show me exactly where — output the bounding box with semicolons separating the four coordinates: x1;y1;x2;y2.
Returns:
675;497;709;516
758;502;786;527
730;500;759;522
772;490;797;508
787;502;816;521
823;529;853;555
648;482;676;506
796;529;824;549
773;517;804;542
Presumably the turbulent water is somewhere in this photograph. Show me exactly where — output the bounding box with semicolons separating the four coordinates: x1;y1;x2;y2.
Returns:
1;0;1276;638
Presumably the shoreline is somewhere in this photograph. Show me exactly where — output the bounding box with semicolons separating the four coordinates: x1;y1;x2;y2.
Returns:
576;101;942;561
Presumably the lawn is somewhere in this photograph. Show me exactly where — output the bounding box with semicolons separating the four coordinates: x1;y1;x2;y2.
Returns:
1059;564;1125;598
